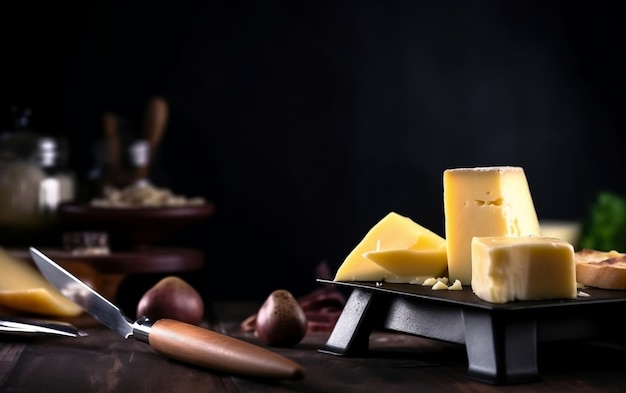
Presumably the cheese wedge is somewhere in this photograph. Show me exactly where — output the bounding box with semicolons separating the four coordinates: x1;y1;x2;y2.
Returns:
443;166;541;284
334;212;446;282
363;247;447;284
471;236;577;304
0;247;83;317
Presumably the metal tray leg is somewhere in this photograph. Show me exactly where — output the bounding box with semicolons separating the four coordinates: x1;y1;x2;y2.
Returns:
319;288;385;356
463;309;540;385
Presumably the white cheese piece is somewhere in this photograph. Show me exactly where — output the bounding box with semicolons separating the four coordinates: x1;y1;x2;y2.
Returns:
448;279;463;290
432;280;448;290
471;236;577;304
334;212;445;282
443;166;541;285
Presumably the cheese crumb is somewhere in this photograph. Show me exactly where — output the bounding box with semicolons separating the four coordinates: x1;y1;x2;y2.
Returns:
448;279;462;291
577;291;590;297
91;183;206;208
432;280;448;290
422;277;437;286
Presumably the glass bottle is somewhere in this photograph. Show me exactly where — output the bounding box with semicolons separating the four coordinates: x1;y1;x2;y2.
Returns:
37;136;75;214
0;107;45;230
0;107;75;233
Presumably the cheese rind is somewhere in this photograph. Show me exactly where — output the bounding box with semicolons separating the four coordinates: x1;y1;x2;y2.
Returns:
333;212;446;282
443;166;540;284
471;236;577;304
0;247;83;317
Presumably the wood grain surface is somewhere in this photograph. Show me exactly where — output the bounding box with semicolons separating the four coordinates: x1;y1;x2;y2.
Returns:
1;301;626;392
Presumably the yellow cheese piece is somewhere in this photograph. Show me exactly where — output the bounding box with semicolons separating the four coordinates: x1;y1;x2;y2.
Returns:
471;236;577;304
0;247;83;317
334;212;446;282
363;246;447;284
443;166;541;285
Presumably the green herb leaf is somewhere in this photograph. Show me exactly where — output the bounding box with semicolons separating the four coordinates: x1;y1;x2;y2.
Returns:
579;192;626;252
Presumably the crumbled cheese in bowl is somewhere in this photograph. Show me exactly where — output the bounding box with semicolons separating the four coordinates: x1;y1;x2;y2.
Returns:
91;182;205;208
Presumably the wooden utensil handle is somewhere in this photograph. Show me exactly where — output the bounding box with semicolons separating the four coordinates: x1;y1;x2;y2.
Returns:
134;96;168;181
148;318;305;380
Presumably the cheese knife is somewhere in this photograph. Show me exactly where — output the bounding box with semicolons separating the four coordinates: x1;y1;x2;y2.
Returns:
29;247;304;380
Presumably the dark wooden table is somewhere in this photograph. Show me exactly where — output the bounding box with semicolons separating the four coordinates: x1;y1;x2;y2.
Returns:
2;301;626;393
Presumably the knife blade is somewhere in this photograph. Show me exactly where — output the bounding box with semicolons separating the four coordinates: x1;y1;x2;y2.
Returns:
29;247;304;380
0;317;87;337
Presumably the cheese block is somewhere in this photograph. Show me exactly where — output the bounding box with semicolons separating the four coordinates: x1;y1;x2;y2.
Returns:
334;212;445;282
471;236;577;304
0;247;83;317
363;246;447;284
443;166;541;284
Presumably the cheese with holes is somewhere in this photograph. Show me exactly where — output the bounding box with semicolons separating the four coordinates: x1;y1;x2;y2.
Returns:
0;247;82;317
443;166;541;284
471;236;577;304
334;212;447;282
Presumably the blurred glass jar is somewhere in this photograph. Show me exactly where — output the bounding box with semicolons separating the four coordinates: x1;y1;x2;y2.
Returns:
37;136;75;213
0;128;75;230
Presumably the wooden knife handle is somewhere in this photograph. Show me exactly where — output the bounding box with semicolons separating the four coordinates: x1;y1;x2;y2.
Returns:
147;318;305;380
136;96;168;181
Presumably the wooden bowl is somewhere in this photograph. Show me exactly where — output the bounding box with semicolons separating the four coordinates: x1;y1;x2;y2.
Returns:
57;202;215;249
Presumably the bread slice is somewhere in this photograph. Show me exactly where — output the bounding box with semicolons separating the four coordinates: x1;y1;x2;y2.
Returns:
575;249;626;290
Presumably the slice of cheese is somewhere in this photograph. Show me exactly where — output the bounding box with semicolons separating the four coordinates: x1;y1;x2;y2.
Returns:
334;212;446;282
363;246;447;284
443;166;541;285
0;247;83;317
471;236;577;304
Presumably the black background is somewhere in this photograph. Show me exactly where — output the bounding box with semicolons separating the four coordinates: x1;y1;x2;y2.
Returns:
1;0;624;303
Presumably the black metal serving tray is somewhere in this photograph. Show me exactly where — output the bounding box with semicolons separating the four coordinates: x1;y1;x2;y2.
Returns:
317;279;626;385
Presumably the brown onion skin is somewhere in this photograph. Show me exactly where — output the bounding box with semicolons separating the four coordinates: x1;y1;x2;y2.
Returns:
136;276;204;325
255;289;307;347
